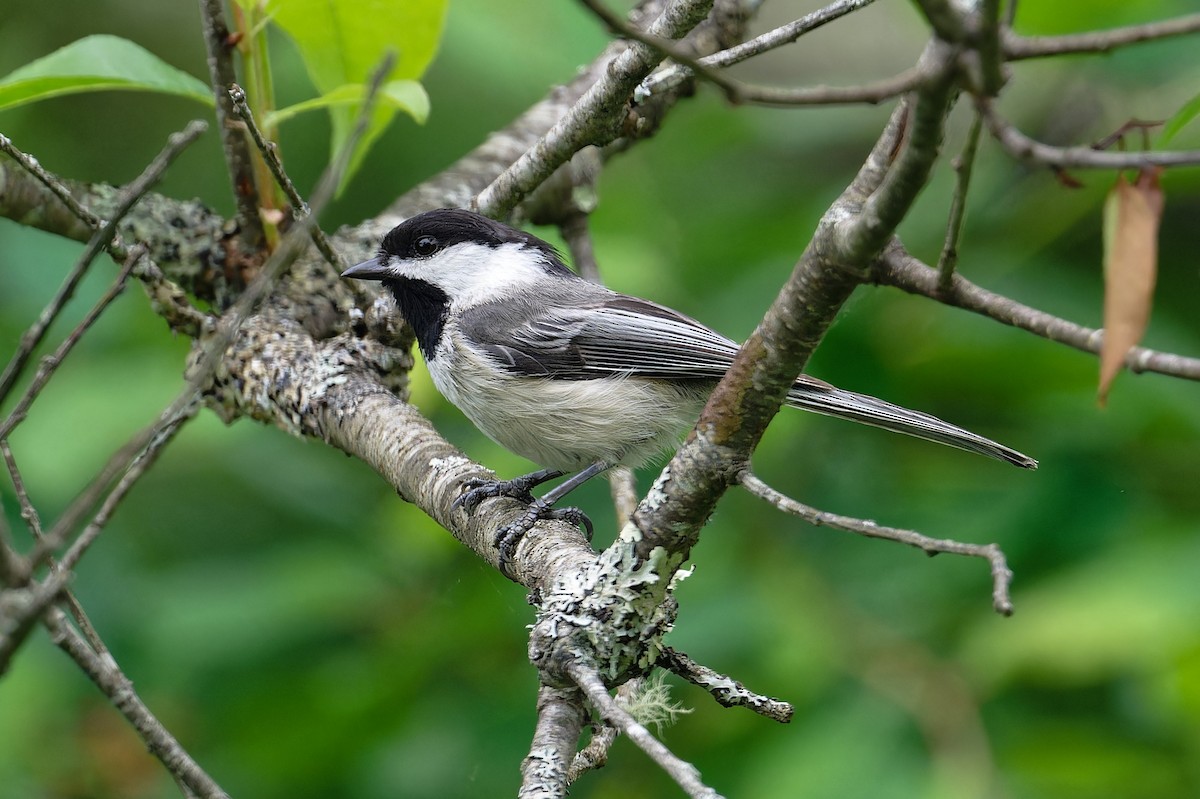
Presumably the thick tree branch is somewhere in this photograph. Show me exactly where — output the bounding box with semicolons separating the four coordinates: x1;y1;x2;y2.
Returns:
519;685;586;799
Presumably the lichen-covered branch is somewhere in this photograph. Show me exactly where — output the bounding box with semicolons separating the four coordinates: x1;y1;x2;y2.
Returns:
518;685;586;799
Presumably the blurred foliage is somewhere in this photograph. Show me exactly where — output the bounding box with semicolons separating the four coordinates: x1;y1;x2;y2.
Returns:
2;1;1200;798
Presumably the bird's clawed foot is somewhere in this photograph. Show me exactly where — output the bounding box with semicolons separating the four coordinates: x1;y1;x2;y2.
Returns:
452;469;595;577
451;468;562;515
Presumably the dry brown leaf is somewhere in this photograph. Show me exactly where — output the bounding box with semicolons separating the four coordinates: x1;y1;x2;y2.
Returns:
1099;167;1163;404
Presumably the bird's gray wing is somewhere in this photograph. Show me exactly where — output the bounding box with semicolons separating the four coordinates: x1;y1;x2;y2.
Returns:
458;291;743;380
458;288;1039;469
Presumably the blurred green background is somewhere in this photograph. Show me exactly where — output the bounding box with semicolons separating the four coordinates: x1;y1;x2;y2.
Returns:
2;1;1199;797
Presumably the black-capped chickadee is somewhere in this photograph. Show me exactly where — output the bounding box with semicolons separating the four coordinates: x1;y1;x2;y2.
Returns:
343;209;1035;560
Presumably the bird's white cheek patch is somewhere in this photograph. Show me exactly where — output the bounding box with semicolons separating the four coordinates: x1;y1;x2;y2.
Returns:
436;242;548;308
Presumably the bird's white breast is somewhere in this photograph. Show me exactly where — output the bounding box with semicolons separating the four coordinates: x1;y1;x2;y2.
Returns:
428;323;704;472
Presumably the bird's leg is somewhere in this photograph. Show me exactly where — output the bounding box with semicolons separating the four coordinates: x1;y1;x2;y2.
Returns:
465;460;610;576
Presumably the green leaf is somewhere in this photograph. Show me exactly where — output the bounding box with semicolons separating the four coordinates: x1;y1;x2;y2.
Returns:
1159;91;1200;148
0;34;213;112
268;0;448;192
265;80;429;128
269;0;447;88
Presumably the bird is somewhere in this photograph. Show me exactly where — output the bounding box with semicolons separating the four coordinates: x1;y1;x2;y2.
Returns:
342;208;1036;564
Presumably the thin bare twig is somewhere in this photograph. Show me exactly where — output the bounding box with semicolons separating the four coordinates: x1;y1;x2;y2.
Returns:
735;67;926;106
877;244;1200;381
0;499;20;586
0;121;205;405
608;467;639;528
47;404;196;576
1;441;112;655
585;0;919;107
560;213;602;283
476;0;714;217
0;403;197;675
0;134;210;338
739;471;1014;615
566;678;641;784
0;246;146;441
975;0;1004;95
567;661;722;799
567;720;618;783
0;134;102;227
936;112;983;291
1004;13;1200;60
911;0;967;43
639;0;878;97
227;84;343;271
1;441;43;540
578;0;745;102
658;647;794;722
43;606;231;799
978;99;1200;169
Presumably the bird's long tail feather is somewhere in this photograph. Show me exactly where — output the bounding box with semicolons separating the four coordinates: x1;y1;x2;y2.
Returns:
786;380;1037;469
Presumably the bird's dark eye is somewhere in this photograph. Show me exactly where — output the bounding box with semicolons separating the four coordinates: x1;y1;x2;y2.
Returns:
413;235;439;257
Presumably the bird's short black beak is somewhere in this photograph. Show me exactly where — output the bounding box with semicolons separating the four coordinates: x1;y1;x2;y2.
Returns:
341;257;388;280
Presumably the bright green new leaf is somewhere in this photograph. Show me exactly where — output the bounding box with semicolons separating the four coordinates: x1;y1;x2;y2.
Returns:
269;0;449;193
266;80;429;128
1159;90;1200;148
0;34;213;112
269;0;447;88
